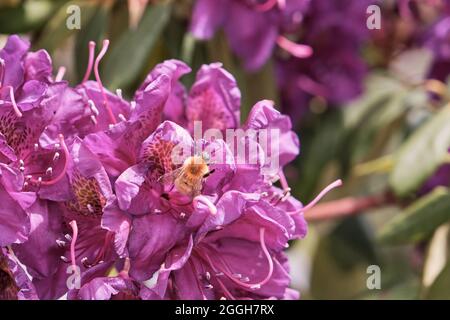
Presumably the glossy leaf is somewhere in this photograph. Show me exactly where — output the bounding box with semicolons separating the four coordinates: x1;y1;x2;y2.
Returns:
390;106;450;197
379;187;450;245
102;3;172;91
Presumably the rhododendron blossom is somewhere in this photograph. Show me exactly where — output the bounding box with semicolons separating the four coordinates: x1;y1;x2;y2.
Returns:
0;35;341;300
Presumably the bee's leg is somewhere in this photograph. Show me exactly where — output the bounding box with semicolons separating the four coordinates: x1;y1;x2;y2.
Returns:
203;168;216;178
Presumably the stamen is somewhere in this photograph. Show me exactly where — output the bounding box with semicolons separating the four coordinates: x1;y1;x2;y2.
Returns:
94;39;117;124
118;113;126;122
46;167;53;177
193;195;217;215
82;41;96;83
204;228;274;290
60;256;70;263
277;36;313;58
130;101;136;111
119;258;131;279
254;0;277;11
90;115;98;125
68;220;78;272
8;86;22;117
86;204;94;213
34;143;38;151
55;66;66;82
301;179;342;212
88;100;99;116
65;234;72;242
56;239;66;248
0;58;5;87
116;89;122;99
29;134;69;186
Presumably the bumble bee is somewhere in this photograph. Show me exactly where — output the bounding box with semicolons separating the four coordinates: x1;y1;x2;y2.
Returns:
160;154;214;197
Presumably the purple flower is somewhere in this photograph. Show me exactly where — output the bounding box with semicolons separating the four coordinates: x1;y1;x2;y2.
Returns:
67;260;140;300
0;248;38;300
190;0;312;70
13;138;130;299
0;163;35;247
140;192;300;300
424;16;450;81
276;0;371;119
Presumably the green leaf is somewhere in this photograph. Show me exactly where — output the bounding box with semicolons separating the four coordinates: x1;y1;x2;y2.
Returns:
101;3;172;91
425;261;450;299
35;1;97;53
0;0;63;34
390;107;450;197
379;187;450;245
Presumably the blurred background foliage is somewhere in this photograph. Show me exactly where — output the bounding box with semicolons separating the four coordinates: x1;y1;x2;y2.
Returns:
1;0;450;299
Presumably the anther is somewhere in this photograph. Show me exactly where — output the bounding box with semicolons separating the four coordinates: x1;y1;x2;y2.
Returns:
130;101;136;111
87;204;94;213
205;272;211;281
60;256;69;263
65;234;72;242
53;152;60;162
88;100;99;116
204;284;214;289
46;167;53;177
34;143;38;151
116;89;122;98
118;113;126;122
56;239;66;247
90;115;98;125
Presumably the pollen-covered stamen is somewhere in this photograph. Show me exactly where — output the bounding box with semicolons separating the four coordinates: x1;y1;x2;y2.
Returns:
82;41;96;83
193;195;217;215
94;39;117;125
28;134;69;186
68;220;78;273
55;66;66;82
288;179;343;215
277;36;313;59
7;86;22;118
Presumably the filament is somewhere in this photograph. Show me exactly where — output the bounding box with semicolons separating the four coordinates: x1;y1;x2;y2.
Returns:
277;36;313;58
69;220;78;272
94;39;117;124
55;66;66;82
82;41;96;83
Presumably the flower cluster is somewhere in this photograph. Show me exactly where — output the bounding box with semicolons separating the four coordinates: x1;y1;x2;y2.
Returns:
0;35;340;300
190;0;313;71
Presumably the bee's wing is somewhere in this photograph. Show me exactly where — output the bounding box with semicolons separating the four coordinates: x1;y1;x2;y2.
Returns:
158;167;183;185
